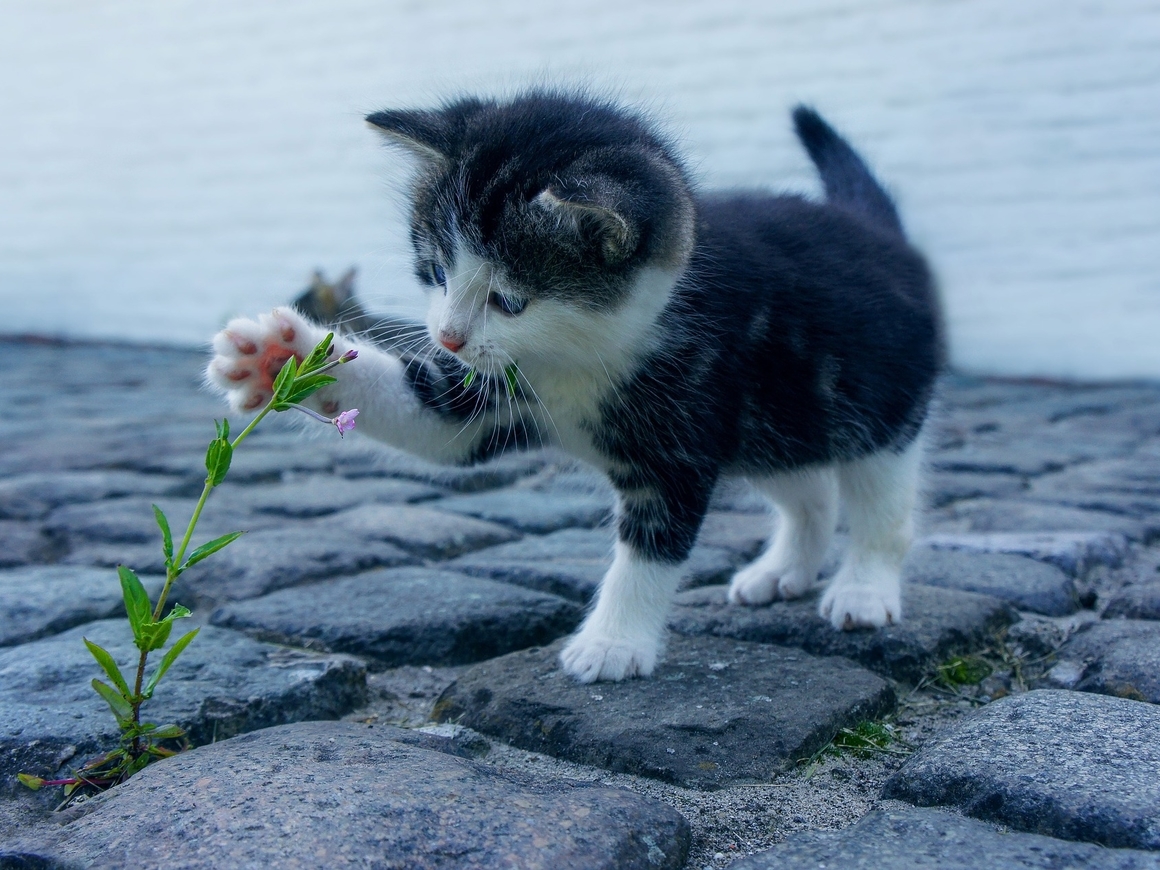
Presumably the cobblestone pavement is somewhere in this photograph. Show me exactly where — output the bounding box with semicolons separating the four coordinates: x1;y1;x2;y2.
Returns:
2;337;1160;868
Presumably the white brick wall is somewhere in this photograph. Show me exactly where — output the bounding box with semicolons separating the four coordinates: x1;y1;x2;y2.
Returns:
1;0;1157;378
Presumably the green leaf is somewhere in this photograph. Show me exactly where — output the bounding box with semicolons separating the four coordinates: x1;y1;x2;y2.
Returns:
271;354;299;402
504;363;520;397
91;678;133;726
152;504;173;564
299;332;335;374
144;628;199;697
118;566;152;640
181;530;244;570
462;369;477;389
17;773;44;790
144;723;185;741
84;638;131;698
215;417;230;440
137;618;173;653
283;374;338;405
205;437;233;487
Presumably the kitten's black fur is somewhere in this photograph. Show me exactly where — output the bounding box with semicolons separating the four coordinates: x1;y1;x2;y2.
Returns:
367;92;943;564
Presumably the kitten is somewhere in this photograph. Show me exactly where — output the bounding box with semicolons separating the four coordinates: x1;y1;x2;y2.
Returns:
208;91;943;683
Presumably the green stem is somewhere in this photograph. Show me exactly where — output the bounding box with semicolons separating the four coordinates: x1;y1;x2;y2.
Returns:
152;404;272;621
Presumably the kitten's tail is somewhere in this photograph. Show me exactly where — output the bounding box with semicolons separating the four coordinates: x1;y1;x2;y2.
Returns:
792;106;905;237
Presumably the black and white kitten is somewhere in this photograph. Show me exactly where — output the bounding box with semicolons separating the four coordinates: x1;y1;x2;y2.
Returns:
208;91;943;683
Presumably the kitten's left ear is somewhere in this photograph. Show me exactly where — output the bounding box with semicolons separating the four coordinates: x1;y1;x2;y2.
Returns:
535;181;639;265
366;109;452;163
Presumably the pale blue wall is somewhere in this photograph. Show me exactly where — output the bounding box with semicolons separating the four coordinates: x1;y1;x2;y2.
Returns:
1;0;1158;378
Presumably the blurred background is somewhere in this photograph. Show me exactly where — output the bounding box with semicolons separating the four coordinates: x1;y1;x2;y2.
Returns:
0;0;1157;378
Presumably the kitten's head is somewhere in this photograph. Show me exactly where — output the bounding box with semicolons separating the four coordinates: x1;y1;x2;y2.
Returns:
367;90;695;376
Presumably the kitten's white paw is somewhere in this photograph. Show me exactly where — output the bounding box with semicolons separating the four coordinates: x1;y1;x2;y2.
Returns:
727;561;813;605
206;308;326;413
560;630;659;683
819;579;901;630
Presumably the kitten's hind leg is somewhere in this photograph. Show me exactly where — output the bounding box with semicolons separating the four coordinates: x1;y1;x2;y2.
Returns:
728;467;838;605
821;438;923;630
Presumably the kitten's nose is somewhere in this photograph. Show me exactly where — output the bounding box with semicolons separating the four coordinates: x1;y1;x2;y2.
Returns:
439;330;465;353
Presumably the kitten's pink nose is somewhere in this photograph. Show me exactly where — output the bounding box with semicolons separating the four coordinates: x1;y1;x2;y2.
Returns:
439;330;465;353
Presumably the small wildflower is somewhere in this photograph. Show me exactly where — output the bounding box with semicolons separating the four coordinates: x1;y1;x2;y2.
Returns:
340;349;359;362
332;409;359;437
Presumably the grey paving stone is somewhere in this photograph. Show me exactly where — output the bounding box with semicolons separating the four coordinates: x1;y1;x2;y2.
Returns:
883;690;1160;850
0;522;52;568
0;471;183;521
0;566;163;647
1051;619;1160;703
669;583;1016;682
919;530;1130;577
44;496;280;547
1104;582;1160;620
171;526;417;606
696;511;771;560
334;445;548;492
930;444;1074;477
925;470;1028;509
209;474;442;518
433;635;894;789
312;503;519;559
929;499;1153;542
22;721;689;870
60;541;173;576
210;567;582;668
449;527;612;601
428;489;612;533
904;546;1079;616
731;805;1160;870
0;620;366;794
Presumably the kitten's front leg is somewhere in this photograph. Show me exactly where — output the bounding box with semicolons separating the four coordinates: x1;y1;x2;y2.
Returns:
560;481;711;683
559;542;686;683
207;307;523;466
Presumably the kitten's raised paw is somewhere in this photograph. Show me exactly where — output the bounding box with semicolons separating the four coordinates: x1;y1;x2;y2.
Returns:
727;562;812;605
819;581;901;630
560;630;659;683
206;308;324;412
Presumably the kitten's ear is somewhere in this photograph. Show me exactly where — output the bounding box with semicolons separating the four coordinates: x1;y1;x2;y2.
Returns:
535;181;639;265
365;110;452;163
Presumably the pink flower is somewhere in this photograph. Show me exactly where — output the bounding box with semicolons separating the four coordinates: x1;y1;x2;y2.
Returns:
332;409;359;437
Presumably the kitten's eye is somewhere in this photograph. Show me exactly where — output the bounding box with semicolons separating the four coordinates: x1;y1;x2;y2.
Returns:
489;291;527;316
428;263;447;289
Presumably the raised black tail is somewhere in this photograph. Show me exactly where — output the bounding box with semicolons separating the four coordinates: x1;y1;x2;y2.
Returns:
792;106;904;237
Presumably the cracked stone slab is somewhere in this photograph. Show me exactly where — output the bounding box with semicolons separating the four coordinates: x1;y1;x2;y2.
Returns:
0;619;366;795
883;690;1160;850
1104;582;1160;620
1050;619;1160;703
919;531;1129;577
0;566;164;647
0;471;183;521
669;583;1016;682
450;528;746;601
20;721;690;870
210;567;582;668
433;635;894;789
904;546;1079;616
731;805;1160;869
334;445;548;492
171;526;417;606
312;503;519;559
427;489;612;534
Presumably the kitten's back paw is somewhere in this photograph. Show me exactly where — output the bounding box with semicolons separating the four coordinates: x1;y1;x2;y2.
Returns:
819;579;901;630
206;308;324;412
560;631;659;683
727;562;813;606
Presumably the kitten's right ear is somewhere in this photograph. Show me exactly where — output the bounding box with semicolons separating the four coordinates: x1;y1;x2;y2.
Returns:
365;110;451;163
